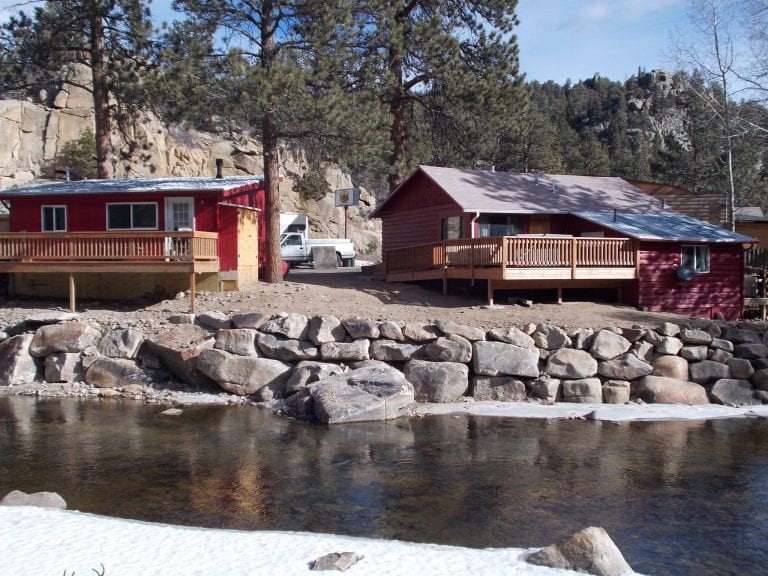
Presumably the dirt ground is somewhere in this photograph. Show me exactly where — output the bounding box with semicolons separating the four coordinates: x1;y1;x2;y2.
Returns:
0;266;728;332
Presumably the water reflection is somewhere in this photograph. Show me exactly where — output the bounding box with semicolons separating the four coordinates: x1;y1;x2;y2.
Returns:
1;396;767;575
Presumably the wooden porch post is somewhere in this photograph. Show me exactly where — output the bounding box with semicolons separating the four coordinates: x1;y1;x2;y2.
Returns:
487;279;494;306
557;286;563;305
571;238;577;279
189;271;196;313
68;273;76;312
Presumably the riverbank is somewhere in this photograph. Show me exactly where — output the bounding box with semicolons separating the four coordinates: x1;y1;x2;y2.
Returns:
0;506;595;576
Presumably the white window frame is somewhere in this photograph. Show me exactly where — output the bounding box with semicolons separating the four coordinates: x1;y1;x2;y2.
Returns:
106;202;159;231
41;205;67;232
681;244;710;273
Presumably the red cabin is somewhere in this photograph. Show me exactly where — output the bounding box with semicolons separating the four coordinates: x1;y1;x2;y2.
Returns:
371;166;755;320
0;176;268;310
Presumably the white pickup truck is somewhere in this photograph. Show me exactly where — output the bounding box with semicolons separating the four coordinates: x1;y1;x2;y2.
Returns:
280;213;356;267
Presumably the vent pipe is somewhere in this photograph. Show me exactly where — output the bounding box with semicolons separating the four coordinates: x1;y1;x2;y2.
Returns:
215;159;224;179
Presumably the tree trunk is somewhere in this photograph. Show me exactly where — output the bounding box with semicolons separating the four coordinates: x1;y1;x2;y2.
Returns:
260;0;283;283
262;112;282;283
90;4;113;179
388;48;406;192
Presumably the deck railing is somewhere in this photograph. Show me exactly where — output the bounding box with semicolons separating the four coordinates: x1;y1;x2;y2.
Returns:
386;236;636;274
0;231;219;263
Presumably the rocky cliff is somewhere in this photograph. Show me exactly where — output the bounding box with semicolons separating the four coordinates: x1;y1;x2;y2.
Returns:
0;64;381;258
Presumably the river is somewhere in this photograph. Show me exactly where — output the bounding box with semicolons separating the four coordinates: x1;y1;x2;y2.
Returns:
1;396;767;575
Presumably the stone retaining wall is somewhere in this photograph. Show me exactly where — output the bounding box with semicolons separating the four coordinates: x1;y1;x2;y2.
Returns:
2;311;768;423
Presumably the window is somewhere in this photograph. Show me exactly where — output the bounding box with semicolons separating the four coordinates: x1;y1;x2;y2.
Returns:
441;216;461;240
478;215;522;237
106;203;158;230
681;245;710;273
41;205;66;232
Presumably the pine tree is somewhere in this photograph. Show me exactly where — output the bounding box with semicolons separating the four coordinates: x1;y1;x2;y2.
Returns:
172;0;356;283
352;0;524;191
1;1;154;179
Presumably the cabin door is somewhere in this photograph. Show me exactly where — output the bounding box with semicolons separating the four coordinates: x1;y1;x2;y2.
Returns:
165;197;194;231
164;197;194;258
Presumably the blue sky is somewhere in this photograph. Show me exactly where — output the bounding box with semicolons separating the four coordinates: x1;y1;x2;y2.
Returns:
1;0;692;84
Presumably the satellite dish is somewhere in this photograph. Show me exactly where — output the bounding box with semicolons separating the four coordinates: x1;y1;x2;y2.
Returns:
677;265;697;282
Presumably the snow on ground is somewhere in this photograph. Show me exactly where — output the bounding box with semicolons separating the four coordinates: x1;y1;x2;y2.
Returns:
5;402;764;576
414;400;768;422
0;506;580;576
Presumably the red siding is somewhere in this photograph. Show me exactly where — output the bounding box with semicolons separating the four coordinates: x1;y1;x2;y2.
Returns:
632;242;744;320
378;172;463;253
218;205;238;272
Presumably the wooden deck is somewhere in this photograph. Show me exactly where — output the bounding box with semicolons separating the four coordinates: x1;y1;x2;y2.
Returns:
0;231;219;311
383;236;638;304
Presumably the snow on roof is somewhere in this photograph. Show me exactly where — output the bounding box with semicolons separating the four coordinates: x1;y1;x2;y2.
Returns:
576;211;756;243
373;166;668;216
0;176;264;197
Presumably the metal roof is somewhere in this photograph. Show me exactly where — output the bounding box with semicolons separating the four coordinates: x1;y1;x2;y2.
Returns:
373;166;668;216
0;176;264;197
576;211;756;243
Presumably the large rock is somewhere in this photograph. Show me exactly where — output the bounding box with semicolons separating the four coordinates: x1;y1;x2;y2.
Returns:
1;490;67;510
196;348;292;396
635;375;709;404
532;324;571;350
145;324;216;388
286;361;345;394
561;378;603;403
378;320;404;342
679;346;708;361
598;354;652;381
689;360;730;384
434;319;485;341
310;365;414;424
709;379;761;406
546;349;597;379
602;380;631;404
679;328;713;346
29;322;100;357
85;357;152;388
424;334;472;363
404;360;468;402
370;339;426;362
734;343;768;360
342;318;380;339
402;323;440;342
321;339;371;362
530;376;561;403
0;334;38;385
727;358;754;380
261;314;309;340
486;326;535;348
473;341;540;378
723;327;761;344
590;329;631;361
652;355;689;380
215;328;258;356
526;526;633;576
654;336;684;356
44;352;83;383
308;315;348;344
196;310;231;330
230;311;271;330
472;376;527;402
257;333;319;362
97;327;144;359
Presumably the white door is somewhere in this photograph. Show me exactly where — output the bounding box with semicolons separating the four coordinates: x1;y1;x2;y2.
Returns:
165;197;194;258
165;197;194;231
